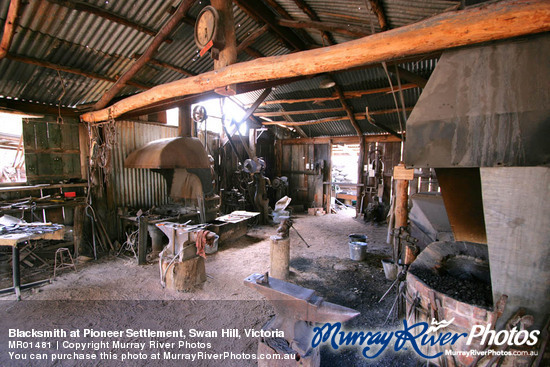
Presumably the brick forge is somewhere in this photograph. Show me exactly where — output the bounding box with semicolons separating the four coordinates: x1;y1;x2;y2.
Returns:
406;241;499;367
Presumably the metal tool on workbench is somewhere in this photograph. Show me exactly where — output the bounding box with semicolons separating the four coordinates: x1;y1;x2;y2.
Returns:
244;273;359;367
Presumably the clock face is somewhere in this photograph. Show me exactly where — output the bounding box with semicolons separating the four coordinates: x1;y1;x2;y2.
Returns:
195;7;218;49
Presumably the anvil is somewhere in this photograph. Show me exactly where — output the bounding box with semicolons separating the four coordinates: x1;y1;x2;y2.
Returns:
244;273;359;357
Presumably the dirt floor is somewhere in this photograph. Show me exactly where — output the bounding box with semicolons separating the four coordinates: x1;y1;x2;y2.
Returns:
0;210;422;366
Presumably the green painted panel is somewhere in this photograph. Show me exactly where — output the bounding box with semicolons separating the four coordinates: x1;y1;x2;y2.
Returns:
47;123;62;148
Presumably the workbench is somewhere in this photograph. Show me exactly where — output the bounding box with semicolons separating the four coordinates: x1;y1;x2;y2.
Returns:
0;225;65;300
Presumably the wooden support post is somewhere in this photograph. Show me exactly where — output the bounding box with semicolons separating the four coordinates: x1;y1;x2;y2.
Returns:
73;205;84;258
178;104;192;137
249;129;257;158
138;216;148;265
356;137;366;217
270;236;290;280
211;0;238;70
325;140;333;214
393;162;411;262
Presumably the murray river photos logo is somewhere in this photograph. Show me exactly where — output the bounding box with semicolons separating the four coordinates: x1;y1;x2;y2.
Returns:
310;319;540;360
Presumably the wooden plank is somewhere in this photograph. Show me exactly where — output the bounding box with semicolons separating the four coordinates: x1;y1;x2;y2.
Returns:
81;0;550;123
480;166;550;329
0;0;20;59
47;123;62;149
278;134;402;146
35;122;49;150
255;107;344;117
255;84;416;106
0;226;65;247
277;18;370;38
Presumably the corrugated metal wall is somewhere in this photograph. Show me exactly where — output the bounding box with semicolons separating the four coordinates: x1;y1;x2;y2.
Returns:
111;120;178;209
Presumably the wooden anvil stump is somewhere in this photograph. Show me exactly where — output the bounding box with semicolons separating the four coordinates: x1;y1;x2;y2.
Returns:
160;255;206;291
156;222;211;291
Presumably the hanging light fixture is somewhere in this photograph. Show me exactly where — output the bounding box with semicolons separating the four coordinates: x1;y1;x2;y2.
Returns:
319;74;335;89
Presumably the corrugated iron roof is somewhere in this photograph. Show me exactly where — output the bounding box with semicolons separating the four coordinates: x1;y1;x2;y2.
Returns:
0;0;460;136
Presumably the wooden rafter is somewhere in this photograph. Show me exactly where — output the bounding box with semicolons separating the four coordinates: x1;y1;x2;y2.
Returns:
292;0;335;45
394;66;428;88
263;0;318;46
367;0;389;31
46;0;172;43
254;107;345;117
253;84;417;106
233;0;307;51
0;0;20;59
81;0;550;123
261;107;413;126
92;0;194;110
333;82;362;135
277;19;370;38
237;25;269;53
289;1;361;137
134;55;195;77
6;53;150;90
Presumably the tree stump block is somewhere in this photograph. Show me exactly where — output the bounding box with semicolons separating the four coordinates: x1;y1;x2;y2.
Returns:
161;256;206;291
270;236;290;280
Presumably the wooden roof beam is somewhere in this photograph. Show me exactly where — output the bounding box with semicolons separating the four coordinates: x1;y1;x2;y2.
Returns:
0;0;20;59
233;0;307;51
292;0;335;45
92;0;194;110
254;107;345;117
46;0;172;43
133;54;195;77
261;107;413;126
263;0;317;46
394;66;428;88
251;83;417;106
277;19;370;38
6;53;150;90
237;25;269;53
81;0;550;123
367;0;389;31
333;82;362;135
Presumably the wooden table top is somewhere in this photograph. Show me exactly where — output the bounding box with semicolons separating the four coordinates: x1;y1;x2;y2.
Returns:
0;226;65;247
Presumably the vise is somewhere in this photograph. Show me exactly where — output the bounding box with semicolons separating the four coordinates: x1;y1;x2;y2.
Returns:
244;273;359;366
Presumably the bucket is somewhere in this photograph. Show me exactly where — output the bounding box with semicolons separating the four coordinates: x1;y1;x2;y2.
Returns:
348;234;368;261
382;258;398;280
205;234;219;254
349;234;367;243
349;241;368;261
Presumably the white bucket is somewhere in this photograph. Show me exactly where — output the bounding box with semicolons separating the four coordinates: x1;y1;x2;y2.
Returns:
205;234;219;254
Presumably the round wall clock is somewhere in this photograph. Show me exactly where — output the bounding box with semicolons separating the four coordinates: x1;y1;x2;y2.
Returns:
194;5;221;50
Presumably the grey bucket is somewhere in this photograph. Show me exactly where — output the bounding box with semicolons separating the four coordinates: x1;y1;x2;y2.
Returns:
348;234;368;261
381;258;398;280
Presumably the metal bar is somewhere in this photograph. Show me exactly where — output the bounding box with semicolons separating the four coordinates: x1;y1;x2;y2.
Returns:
138;216;148;265
13;244;20;300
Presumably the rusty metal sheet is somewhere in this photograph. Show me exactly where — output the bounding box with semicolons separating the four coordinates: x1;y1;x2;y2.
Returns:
435;168;486;244
124;136;211;169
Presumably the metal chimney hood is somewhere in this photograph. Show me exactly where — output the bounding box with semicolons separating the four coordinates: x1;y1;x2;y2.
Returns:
405;34;550;168
124;136;213;197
